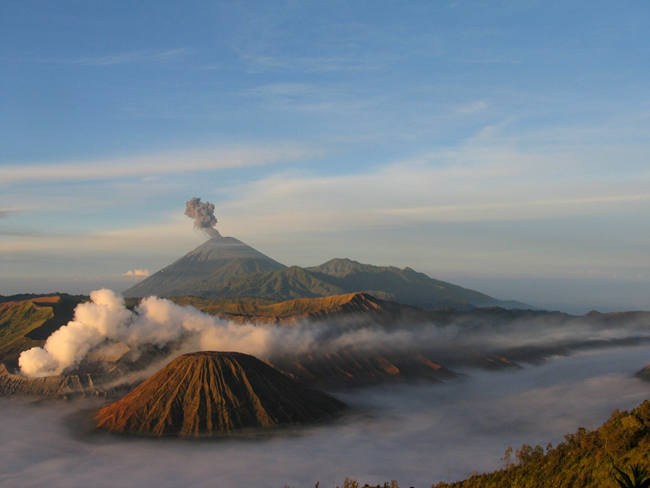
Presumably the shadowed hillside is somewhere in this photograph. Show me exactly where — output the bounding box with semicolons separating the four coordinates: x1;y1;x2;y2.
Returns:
122;235;527;310
307;258;526;309
122;236;286;298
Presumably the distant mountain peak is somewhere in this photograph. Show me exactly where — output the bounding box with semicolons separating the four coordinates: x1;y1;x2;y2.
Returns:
124;235;530;310
307;258;365;277
122;236;286;298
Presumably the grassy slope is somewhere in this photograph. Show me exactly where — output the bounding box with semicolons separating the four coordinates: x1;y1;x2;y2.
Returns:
0;295;84;365
0;299;54;362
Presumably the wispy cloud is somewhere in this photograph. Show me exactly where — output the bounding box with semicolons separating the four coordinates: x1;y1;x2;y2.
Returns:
0;228;55;238
457;100;490;114
31;49;190;66
212;142;650;236
241;82;384;115
246;54;384;73
0;144;320;184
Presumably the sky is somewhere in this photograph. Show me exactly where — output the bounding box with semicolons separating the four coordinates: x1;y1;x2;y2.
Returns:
1;1;649;313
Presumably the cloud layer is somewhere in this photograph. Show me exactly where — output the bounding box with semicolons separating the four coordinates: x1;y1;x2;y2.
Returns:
2;346;650;488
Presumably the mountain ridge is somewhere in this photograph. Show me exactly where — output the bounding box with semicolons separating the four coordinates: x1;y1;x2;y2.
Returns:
123;237;529;310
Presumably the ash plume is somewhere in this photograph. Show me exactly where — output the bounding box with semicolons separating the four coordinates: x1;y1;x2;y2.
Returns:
184;197;220;238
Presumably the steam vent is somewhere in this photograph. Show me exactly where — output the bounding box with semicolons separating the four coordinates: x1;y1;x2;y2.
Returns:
95;351;348;436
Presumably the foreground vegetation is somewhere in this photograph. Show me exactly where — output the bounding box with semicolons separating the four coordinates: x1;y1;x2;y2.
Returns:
318;398;650;488
430;399;650;488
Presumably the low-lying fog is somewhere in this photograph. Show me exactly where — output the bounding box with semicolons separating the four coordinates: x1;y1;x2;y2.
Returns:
2;346;649;488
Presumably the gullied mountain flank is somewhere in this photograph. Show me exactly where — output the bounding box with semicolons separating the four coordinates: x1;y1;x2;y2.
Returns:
95;351;347;436
194;265;343;301
122;236;286;298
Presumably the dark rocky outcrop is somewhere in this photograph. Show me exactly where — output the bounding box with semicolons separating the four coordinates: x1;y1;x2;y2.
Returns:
0;363;105;398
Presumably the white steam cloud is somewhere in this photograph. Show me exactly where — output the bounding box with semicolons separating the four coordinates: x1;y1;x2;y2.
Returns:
18;289;307;377
17;288;650;378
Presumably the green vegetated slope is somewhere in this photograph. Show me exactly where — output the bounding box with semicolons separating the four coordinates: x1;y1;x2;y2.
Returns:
429;399;650;488
0;295;84;365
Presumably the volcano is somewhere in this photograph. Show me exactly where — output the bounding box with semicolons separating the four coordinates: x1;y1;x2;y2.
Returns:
94;351;348;436
123;234;529;310
123;236;286;298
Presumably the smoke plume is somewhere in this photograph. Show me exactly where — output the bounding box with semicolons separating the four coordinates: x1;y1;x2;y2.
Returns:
17;288;650;378
184;197;220;238
18;289;296;377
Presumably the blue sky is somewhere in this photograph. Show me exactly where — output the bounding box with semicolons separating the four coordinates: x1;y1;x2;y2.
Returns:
1;1;649;313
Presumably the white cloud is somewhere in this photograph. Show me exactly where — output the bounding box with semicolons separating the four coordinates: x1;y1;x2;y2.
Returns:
122;269;149;277
0;217;203;264
457;100;490;114
0;144;319;184
211;144;650;237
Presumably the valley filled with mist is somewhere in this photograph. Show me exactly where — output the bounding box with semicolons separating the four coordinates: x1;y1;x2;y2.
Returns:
1;346;649;488
2;282;650;487
2;217;650;487
4;3;650;487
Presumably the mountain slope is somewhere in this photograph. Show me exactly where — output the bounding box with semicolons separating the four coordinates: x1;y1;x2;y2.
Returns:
122;236;286;298
122;236;527;310
95;351;347;436
198;266;345;301
0;363;104;398
0;295;84;365
178;258;525;310
431;398;650;488
195;292;431;326
307;258;526;309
